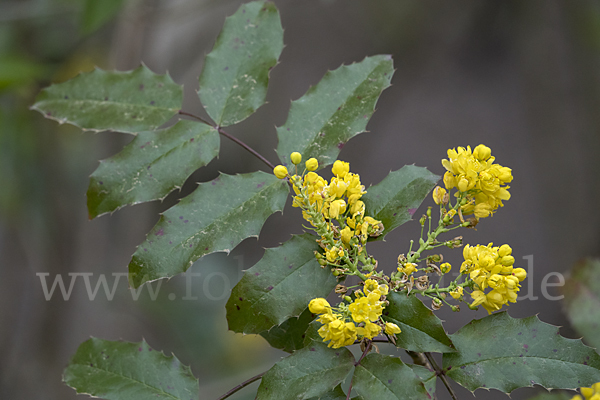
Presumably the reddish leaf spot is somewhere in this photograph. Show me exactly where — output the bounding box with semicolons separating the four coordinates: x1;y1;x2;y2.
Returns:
267;285;273;291
257;182;265;188
236;305;240;310
184;220;189;223
155;229;164;236
239;297;243;301
138;347;142;351
139;84;145;91
408;208;417;216
254;272;260;276
150;101;155;105
523;344;528;349
337;142;344;149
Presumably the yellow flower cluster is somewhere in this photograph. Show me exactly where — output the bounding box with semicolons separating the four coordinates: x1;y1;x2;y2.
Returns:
308;280;400;348
274;154;383;268
441;145;513;219
460;243;527;314
572;383;600;400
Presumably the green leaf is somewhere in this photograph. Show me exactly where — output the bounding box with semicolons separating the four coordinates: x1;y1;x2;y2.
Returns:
87;120;219;219
276;55;394;167
443;312;600;393
259;308;316;353
227;234;336;334
32;65;182;134
128;171;288;288
361;165;439;239
81;0;124;34
563;258;600;349
383;292;454;353
307;385;347;400
198;1;284;127
63;338;198;400
352;353;430;400
410;364;437;399
256;342;355;400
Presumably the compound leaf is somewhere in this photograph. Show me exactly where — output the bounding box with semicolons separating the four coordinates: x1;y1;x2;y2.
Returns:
256;342;354;400
362;165;439;240
383;292;454;353
353;353;430;400
128;171;288;288
563;258;600;349
63;338;198;400
87;120;219;218
443;312;600;393
198;1;284;127
32;65;182;134
276;55;393;168
228;234;336;334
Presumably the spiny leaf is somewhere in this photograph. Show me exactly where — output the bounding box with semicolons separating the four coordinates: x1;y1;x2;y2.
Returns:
276;55;394;168
87;120;219;219
307;384;348;400
352;353;430;400
362;165;439;240
383;292;454;353
443;312;600;393
128;171;288;288
256;342;355;400
198;1;284;127
32;65;182;134
259;308;317;353
227;234;336;334
562;258;600;349
63;338;198;400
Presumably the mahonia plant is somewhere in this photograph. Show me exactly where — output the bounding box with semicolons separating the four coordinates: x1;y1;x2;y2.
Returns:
32;1;600;399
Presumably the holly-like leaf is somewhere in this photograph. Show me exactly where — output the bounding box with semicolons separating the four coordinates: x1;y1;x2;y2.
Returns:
63;338;198;400
256;342;355;400
87;120;219;219
352;353;430;400
276;55;393;168
361;165;439;240
32;65;182;134
198;1;284;127
383;292;454;353
563;258;600;349
259;308;316;353
128;171;288;288
227;234;336;334
410;364;437;399
443;312;600;393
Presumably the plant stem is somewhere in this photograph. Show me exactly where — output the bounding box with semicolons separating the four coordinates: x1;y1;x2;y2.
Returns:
424;352;458;400
346;341;373;400
178;110;275;170
215;371;266;400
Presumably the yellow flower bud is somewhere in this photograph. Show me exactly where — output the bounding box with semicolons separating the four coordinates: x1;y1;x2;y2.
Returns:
450;286;463;299
290;152;302;165
328;199;347;219
273;165;288;179
498;244;512;257
308;298;330;314
305;158;318;171
501;255;515;266
443;171;456;189
473;144;492;161
332;160;350;178
384;322;401;335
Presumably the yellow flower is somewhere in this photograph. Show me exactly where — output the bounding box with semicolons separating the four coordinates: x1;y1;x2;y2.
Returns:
398;262;417;276
332;160;350;178
318;318;357;348
432;186;447;205
450;286;463;299
328;199;347;219
357;321;381;339
384;322;401;335
273;165;288;179
440;263;451;274
350;200;365;216
326;246;343;263
349;295;383;323
512;267;527;282
575;383;600;400
340;226;353;245
363;279;379;294
308;298;330;314
290;152;302;165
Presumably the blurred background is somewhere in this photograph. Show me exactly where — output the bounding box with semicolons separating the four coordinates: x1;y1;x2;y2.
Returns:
1;0;600;399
